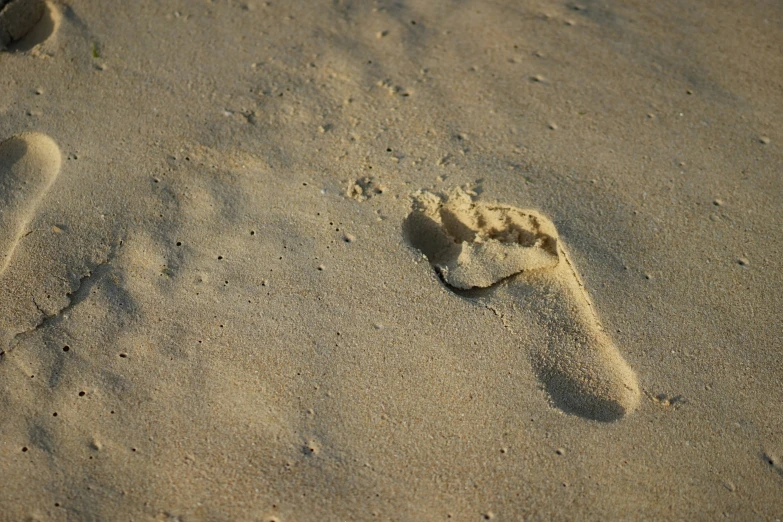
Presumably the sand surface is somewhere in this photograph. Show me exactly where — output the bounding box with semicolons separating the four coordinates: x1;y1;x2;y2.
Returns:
1;0;782;520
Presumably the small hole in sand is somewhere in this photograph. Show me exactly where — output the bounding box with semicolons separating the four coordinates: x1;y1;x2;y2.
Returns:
176;241;182;246
78;391;86;397
62;345;70;352
119;353;127;358
52;412;57;417
22;447;28;452
217;255;223;260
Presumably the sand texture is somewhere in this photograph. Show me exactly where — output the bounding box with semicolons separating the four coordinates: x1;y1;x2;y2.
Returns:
1;0;782;520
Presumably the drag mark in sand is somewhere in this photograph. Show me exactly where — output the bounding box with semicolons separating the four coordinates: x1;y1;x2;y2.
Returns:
404;188;640;422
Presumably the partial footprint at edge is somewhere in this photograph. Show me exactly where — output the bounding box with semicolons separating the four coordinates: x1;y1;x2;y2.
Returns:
0;132;61;275
0;0;59;52
403;188;640;422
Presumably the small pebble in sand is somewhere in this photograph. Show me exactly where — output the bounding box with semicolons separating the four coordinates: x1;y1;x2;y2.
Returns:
759;136;770;144
738;257;749;266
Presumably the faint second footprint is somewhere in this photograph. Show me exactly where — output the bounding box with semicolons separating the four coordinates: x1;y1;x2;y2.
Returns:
404;188;640;422
0;132;61;275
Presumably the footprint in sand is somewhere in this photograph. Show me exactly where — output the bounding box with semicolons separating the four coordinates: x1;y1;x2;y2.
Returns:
0;132;61;275
403;188;640;422
0;0;56;50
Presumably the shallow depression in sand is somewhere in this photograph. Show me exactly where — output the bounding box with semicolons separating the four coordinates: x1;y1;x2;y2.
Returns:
404;188;640;421
0;0;58;51
0;132;61;274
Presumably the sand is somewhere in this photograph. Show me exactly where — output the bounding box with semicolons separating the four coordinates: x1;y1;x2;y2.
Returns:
0;0;781;520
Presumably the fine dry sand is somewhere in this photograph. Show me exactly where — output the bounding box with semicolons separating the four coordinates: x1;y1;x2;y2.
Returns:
1;0;782;520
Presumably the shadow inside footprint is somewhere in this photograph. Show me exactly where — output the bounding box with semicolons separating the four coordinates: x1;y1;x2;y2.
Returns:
539;372;630;422
1;0;58;51
404;188;641;422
